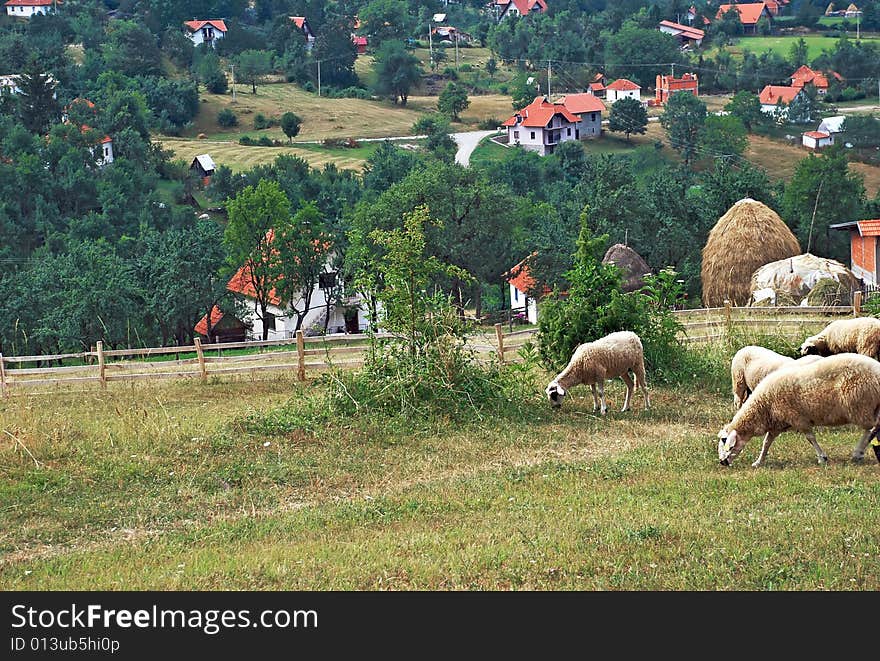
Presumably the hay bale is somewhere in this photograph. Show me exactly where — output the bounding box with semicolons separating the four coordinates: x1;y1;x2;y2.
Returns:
701;198;800;307
602;243;651;293
749;252;857;306
805;277;851;306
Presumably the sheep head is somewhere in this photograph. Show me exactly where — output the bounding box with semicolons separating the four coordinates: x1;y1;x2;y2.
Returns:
545;382;566;408
799;336;826;357
717;427;749;466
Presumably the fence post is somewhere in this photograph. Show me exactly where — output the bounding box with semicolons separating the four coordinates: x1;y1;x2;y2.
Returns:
724;300;732;339
853;290;863;317
494;323;505;364
194;337;207;380
96;341;106;388
0;353;7;398
296;330;306;381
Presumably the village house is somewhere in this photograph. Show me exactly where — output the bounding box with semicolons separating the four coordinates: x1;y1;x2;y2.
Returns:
183;19;227;48
758;84;804;118
1;72;57;96
831;219;880;286
4;0;57;19
605;78;641;104
790;65;844;96
491;0;547;21
504;255;541;324
716;3;774;33
587;72;607;98
654;72;699;104
290;16;316;49
502;95;580;156
60;98;113;166
802;130;833;150
431;25;472;45
557;93;605;139
352;35;368;54
685;5;711;25
190;154;216;186
658;20;705;48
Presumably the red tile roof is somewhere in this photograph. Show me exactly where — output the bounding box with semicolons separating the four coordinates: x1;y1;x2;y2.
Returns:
352;35;367;46
803;131;831;139
184;19;228;32
498;0;548;14
505;254;537;295
606;78;640;91
227;263;282;306
759;85;801;105
588;82;605;92
502;96;580;128
559;92;605;114
659;20;705;40
859;220;880;237
790;65;843;90
290;16;307;29
716;3;769;25
195;306;224;336
5;0;56;5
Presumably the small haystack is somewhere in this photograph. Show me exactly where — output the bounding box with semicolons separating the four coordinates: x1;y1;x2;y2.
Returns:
749;253;857;306
701;198;801;307
602;243;651;293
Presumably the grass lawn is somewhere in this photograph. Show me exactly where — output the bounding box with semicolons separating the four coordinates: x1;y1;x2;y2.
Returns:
2;350;880;590
709;35;862;61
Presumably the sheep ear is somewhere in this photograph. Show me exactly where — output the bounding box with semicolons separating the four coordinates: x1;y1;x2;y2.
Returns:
556;385;566;396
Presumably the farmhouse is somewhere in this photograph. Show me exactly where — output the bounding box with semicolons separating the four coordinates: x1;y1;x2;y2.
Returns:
654;72;699;104
587;72;607;98
504;255;540;324
557;92;605;139
492;0;547;21
183;19;227;48
758;84;803;118
190;154;216;185
502;95;580;156
431;25;472;44
790;65;844;95
830;219;880;286
352;35;368;54
802;130;833;150
605;78;641;104
4;0;57;18
290;16;316;49
658;20;705;48
716;3;773;34
0;72;57;96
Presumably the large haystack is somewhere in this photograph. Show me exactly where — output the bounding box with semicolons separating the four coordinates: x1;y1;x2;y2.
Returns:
749;253;858;306
602;243;651;293
701;198;800;307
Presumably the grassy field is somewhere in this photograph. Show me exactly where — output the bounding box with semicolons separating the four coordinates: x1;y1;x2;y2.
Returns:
2;343;879;590
708;34;880;61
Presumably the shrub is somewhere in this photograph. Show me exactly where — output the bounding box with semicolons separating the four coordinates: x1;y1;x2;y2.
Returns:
477;117;502;130
238;135;255;145
302;81;316;93
258;135;273;146
217;108;238;127
443;67;459;79
459;63;473;72
253;113;271;129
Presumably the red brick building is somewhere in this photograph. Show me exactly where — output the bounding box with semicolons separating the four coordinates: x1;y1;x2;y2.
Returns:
654;72;699;104
831;219;880;285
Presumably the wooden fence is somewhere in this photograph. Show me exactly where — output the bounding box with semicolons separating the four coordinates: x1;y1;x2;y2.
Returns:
0;301;863;395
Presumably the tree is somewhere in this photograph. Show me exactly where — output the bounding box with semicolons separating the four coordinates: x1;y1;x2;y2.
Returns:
273;201;334;332
700;115;748;159
660;92;707;168
235;50;273;94
373;39;423;105
842;115;880;148
224;180;292;340
218;108;238;127
430;43;448;72
725;91;764;131
486;57;497;80
716;6;745;36
14;59;59;135
281;111;302;142
359;0;413;48
411;115;457;163
313;13;359;88
103;20;163;77
789;37;809;69
604;23;684;88
786;88;818;124
438;81;470;121
510;72;540;110
607;96;648;142
196;51;228;94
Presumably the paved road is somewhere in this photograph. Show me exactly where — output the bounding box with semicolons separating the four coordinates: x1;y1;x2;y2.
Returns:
452;130;500;166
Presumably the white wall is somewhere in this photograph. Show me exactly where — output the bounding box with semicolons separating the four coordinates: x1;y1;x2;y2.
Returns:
608;89;640;103
6;4;55;18
187;27;225;48
509;284;538;324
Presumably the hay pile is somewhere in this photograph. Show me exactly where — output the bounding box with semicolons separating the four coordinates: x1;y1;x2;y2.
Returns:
602;243;651;293
701;198;801;307
749;253;857;306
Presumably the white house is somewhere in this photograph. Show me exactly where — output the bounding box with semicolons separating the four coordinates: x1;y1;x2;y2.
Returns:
557;92;605;139
605;78;641;104
658;20;705;48
502;95;580;156
5;0;57;18
290;16;316;49
504;255;541;324
183;19;227;48
493;0;547;20
759;84;803;118
95;134;114;166
802;130;833;150
0;72;57;96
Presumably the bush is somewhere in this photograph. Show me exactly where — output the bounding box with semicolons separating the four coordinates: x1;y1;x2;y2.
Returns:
459;63;473;72
443;67;459;79
477;117;502;130
302;81;316;93
238;135;255;145
254;113;280;129
217;108;238;127
258;135;273;146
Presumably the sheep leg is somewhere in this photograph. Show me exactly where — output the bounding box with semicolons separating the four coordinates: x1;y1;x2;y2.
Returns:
805;431;828;465
751;432;778;468
634;361;650;410
620;373;634;412
851;429;873;463
598;380;607;415
590;384;599;412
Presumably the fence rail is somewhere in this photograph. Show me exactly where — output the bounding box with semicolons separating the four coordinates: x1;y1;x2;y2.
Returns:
0;302;863;395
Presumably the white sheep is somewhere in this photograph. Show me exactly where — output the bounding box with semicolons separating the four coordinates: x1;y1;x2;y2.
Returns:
717;353;880;467
545;330;650;414
800;317;880;360
730;346;822;409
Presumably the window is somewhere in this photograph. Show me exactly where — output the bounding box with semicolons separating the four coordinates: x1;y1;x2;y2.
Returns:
530;131;535;140
514;288;519;302
591;113;596;121
319;271;338;289
566;128;571;136
263;312;276;331
513;130;519;139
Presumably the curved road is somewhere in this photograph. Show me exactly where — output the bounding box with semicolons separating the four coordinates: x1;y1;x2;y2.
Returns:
452;130;500;166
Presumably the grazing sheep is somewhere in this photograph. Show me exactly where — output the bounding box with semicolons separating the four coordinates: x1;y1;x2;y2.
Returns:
800;317;880;360
730;346;822;409
545;331;650;414
717;353;880;467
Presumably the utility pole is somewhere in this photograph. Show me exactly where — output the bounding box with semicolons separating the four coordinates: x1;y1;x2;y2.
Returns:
428;22;433;65
230;63;236;103
317;59;321;97
455;33;459;70
547;60;551;98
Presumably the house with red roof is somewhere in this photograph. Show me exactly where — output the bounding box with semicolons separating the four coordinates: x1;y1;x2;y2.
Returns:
790;65;844;96
558;93;605;139
716;3;773;34
831;219;880;285
605;78;641;104
802;130;833;150
504;255;541;323
5;0;58;19
492;0;547;21
658;20;705;48
587;72;607;98
759;84;804;118
290;16;316;49
502;95;581;156
184;19;227;48
352;35;368;54
655;72;699;104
